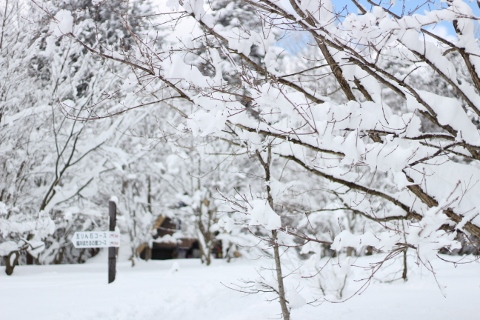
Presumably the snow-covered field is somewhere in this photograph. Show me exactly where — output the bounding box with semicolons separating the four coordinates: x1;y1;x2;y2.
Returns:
1;253;479;320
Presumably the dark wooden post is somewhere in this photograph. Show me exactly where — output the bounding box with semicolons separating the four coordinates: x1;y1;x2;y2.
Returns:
108;200;117;284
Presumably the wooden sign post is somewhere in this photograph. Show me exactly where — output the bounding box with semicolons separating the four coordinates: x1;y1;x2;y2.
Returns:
70;199;120;284
108;200;117;284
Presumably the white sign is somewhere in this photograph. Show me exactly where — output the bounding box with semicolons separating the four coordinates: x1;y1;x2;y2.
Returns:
71;231;120;248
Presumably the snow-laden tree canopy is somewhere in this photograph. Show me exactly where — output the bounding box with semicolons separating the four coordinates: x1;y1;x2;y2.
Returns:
58;0;480;254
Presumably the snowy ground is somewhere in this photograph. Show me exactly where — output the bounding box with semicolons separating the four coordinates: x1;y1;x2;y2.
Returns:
1;252;479;320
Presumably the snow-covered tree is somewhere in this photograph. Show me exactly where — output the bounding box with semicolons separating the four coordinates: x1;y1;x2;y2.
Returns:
0;0;155;272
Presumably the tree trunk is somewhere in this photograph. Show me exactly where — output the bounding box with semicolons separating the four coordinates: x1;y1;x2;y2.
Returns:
257;147;290;320
4;251;20;276
402;249;408;281
272;230;290;320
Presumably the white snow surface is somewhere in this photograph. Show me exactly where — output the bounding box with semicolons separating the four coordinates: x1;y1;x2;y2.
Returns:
50;10;74;36
1;254;479;320
248;199;282;230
